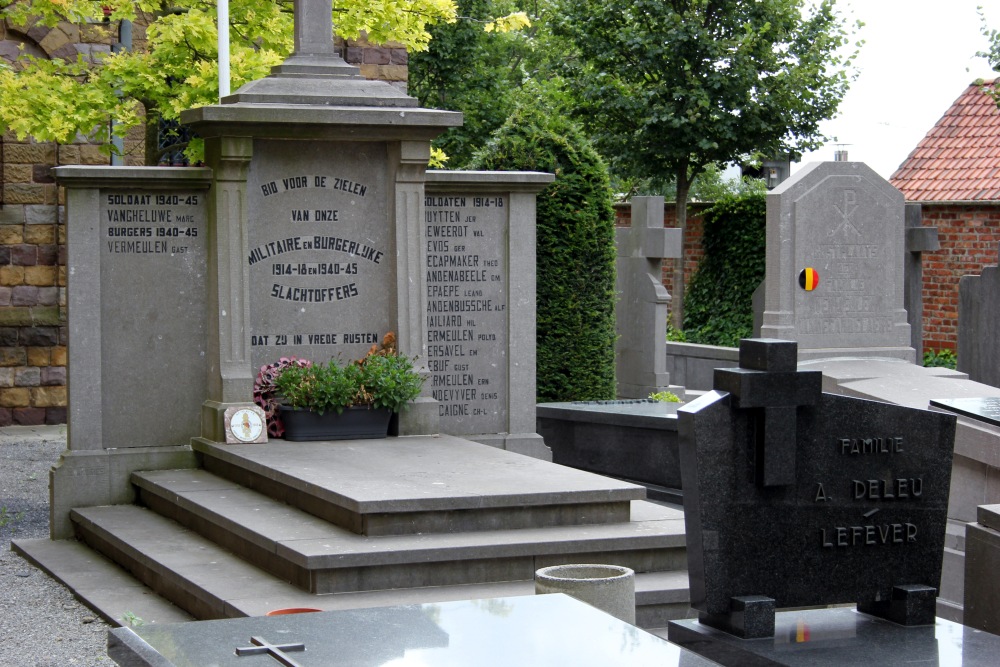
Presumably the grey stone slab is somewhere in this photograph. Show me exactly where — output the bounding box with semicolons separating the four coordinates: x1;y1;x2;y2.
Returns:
136;468;684;584
11;538;193;627
192;435;644;513
109;594;710;667
670;607;1000;667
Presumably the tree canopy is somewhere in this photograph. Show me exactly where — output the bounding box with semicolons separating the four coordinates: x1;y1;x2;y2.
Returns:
553;0;858;323
0;0;462;161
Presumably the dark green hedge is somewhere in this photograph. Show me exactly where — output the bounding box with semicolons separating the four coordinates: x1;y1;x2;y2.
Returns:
469;104;617;401
683;189;767;347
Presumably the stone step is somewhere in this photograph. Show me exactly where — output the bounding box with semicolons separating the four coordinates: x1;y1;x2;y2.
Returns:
191;435;645;536
68;505;690;628
11;537;193;627
133;468;686;594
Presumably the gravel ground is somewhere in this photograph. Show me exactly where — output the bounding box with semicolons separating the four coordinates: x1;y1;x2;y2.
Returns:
0;425;114;667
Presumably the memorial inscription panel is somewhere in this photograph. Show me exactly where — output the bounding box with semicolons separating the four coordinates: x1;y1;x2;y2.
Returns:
795;181;900;346
246;140;394;370
424;192;508;435
100;189;208;446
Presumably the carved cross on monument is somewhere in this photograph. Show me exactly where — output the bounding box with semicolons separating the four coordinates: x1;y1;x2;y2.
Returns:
713;339;821;487
235;636;307;667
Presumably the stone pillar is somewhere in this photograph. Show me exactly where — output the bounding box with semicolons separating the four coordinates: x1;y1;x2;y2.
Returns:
201;135;255;442
964;504;1000;634
393;140;438;436
904;203;938;362
615;196;683;398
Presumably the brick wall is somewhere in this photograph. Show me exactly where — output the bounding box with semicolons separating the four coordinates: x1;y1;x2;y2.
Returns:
919;203;1000;354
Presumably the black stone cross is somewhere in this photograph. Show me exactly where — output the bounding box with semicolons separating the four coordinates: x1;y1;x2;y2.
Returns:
235;636;307;667
713;339;821;487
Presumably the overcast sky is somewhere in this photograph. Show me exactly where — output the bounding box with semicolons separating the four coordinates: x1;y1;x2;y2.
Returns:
796;0;998;178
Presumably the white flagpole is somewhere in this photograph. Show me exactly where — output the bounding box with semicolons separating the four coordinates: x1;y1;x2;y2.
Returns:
218;0;230;99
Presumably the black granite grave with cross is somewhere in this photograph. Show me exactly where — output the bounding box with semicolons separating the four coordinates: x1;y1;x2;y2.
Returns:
672;339;956;639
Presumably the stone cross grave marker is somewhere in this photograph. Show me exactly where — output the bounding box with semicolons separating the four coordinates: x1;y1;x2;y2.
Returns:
615;196;683;398
675;338;956;639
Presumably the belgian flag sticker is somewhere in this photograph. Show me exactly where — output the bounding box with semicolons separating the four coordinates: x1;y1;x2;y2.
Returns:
798;267;819;291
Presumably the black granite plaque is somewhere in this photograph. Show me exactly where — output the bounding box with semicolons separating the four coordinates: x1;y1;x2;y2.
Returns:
678;339;956;637
929;397;1000;428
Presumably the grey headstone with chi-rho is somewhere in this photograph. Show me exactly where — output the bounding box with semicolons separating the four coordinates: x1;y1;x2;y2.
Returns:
677;339;956;638
759;162;914;361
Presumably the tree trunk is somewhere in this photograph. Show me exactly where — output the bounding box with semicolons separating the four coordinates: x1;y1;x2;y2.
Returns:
671;170;691;330
144;107;160;167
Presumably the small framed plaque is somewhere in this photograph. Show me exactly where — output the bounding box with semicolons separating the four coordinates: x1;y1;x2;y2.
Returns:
224;405;268;444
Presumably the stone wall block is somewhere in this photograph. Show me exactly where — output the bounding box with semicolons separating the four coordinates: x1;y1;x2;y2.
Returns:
0;408;11;427
30;386;66;407
21;326;59;346
4;164;33;183
0;206;25;225
0;246;12;264
0;266;25;286
40;366;65;386
4;144;56;164
0;227;23;245
0;387;30;407
36;244;57;265
24;265;56;286
31;164;55;183
0;287;10;307
0;328;17;346
11;245;38;266
44;406;66;424
0;347;25;367
363;47;391;65
15;366;40;387
56;145;81;165
3;184;47;204
79;144;109;165
23;225;55;245
13;407;46;425
11;286;39;306
27;347;49;367
51;345;66;366
25;205;58;225
390;49;408;65
37;286;58;306
0;368;14;387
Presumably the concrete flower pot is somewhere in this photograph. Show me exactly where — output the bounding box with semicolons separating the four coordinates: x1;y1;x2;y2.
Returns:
534;563;636;624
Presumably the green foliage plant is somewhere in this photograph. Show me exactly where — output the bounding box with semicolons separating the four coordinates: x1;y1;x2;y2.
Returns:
648;391;681;403
274;337;424;415
469;100;617;401
683;188;766;347
923;349;957;370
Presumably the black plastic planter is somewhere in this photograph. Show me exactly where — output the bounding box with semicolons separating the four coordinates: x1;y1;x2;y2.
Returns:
280;405;392;441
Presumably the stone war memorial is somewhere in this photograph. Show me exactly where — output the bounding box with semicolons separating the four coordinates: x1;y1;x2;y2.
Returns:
12;0;697;659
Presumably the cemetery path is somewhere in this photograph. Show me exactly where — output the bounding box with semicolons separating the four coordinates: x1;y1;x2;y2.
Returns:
0;425;113;666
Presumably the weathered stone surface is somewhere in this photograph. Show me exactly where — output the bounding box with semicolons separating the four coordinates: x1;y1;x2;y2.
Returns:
957;247;1000;388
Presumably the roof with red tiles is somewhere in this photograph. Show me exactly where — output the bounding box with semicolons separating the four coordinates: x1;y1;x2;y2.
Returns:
890;80;1000;202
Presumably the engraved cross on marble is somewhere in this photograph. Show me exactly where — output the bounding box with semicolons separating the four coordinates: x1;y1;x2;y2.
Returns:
235;636;307;667
713;339;822;487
